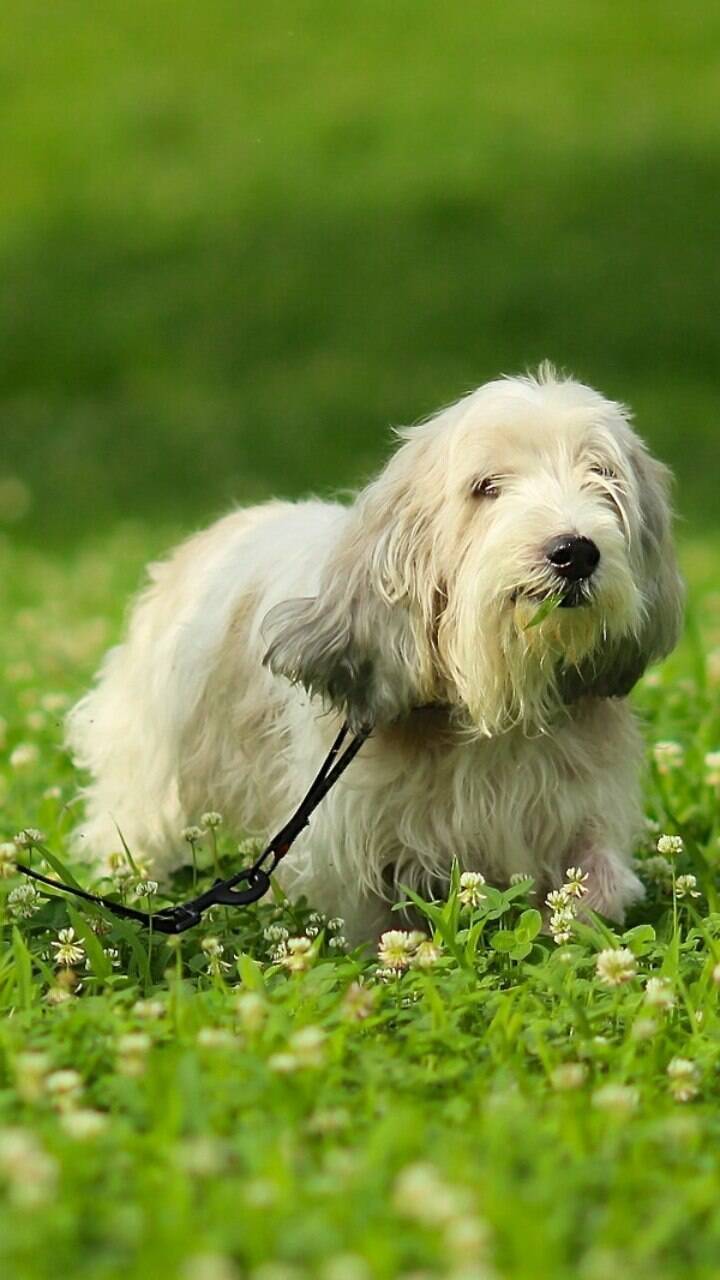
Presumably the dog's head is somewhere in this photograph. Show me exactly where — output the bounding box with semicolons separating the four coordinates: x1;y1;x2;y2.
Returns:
263;367;683;735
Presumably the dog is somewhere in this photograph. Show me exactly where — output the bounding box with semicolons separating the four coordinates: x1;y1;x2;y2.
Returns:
67;367;683;943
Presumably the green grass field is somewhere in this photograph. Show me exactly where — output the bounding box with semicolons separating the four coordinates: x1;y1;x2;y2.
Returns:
2;3;720;1277
0;533;719;1280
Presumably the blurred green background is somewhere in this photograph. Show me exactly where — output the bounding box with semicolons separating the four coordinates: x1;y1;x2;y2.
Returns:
1;0;718;542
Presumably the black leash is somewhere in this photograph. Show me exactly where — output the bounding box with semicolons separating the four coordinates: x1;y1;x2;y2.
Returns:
15;721;370;934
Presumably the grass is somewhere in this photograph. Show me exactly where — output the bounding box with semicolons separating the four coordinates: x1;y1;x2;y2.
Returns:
0;529;719;1280
1;0;720;540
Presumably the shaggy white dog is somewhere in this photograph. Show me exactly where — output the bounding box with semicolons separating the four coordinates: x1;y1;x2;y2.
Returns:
67;367;683;943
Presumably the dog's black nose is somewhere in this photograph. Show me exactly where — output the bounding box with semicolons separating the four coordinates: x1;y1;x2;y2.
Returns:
545;534;600;582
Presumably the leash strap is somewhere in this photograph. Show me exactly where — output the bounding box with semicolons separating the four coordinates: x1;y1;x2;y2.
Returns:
15;721;370;934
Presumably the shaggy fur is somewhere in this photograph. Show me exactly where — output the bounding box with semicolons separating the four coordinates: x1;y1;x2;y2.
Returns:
67;368;684;943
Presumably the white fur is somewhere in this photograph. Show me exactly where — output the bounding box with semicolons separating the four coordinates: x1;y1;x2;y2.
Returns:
67;368;684;943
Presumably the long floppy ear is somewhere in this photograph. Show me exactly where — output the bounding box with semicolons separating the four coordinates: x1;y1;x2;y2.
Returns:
562;440;684;702
262;432;449;730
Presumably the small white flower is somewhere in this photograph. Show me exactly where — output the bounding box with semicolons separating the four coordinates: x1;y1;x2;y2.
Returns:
263;924;289;944
7;882;41;919
46;1069;83;1109
592;1084;639;1114
197;1027;236;1050
652;741;684;775
704;751;720;788
550;1062;587;1091
288;1025;326;1068
234;992;266;1032
201;936;223;957
595;947;636;987
327;917;344;933
0;841;17;878
546;887;571;911
631;1017;659;1042
132;998;165;1020
276;936;313;973
675;874;701;899
667;1057;700;1102
9;743;38;770
116;1032;151;1077
342;982;376;1022
563;866;589;897
0;1129;57;1207
549;906;576;946
393;1162;465;1226
182;826;204;843
14;828;45;848
200;811;223;829
644;977;675;1011
458;871;487;909
133;879;158;898
267;1052;299;1075
51;927;85;968
657;834;684;857
412;939;442;968
328;935;347;951
60;1109;108;1140
377;929;425;971
712;962;720;986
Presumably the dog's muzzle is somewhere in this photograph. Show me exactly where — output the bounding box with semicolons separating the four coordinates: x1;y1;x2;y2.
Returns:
544;534;600;607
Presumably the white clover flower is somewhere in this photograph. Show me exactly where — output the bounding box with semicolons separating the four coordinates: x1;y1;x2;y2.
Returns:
25;711;46;733
40;692;68;714
550;1062;587;1091
116;1032;151;1077
197;1027;236;1050
0;1129;57;1208
276;936;313;973
46;1068;83;1109
644;977;675;1011
563;866;589;897
201;936;223;957
341;981;376;1022
132;998;165;1020
180;1252;240;1280
546;887;571;911
377;929;425;970
267;1052;299;1075
631;1017;659;1042
200;811;223;829
412;938;442;969
704;751;720;788
667;1057;700;1102
13;1052;50;1103
652;741;684;775
60;1109;108;1140
657;834;684;857
592;1084;639;1114
177;1136;227;1178
328;935;347;951
14;828;45;848
675;874;701;899
7;882;41;919
182;826;204;843
327;917;344;933
45;985;74;1006
263;924;289;944
51;927;85;968
134;879;158;898
549;907;576;946
458;871;487;909
393;1162;464;1226
444;1213;491;1263
637;854;673;886
234;991;266;1032
0;841;17;878
509;872;532;886
288;1026;326;1068
9;743;38;770
595;947;636;986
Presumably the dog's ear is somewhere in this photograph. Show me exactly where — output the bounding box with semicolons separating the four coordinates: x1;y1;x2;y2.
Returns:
562;441;684;702
262;438;448;730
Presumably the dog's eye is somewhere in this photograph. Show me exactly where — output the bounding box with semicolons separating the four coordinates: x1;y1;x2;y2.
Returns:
471;477;501;499
590;463;617;481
